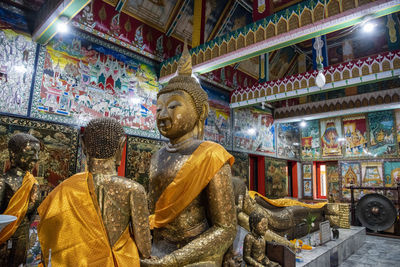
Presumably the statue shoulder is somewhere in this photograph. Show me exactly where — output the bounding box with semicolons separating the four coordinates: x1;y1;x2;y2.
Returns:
113;176;146;194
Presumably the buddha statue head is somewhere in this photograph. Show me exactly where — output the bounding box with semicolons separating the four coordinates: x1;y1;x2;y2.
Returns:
157;45;209;144
249;212;268;237
8;133;40;172
82;117;126;167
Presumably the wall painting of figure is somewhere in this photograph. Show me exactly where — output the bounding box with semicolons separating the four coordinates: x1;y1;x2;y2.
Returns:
326;163;340;202
383;161;400;187
360;161;384;197
342;115;368;158
125;136;164;191
320;118;343;158
340;162;361;201
367;111;396;157
302;163;313;198
395;109;400;150
0;29;37;116
277;122;300;160
230;151;249;188
300;119;320;160
0;116;78;191
265;159;288;198
31;31;160;138
233;107;275;155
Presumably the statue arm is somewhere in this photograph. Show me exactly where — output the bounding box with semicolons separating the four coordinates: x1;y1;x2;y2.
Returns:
130;185;152;258
148;154;158;214
0;179;5;212
264;230;295;250
243;234;264;267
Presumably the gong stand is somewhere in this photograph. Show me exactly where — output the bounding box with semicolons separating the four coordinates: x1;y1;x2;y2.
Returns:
346;184;400;236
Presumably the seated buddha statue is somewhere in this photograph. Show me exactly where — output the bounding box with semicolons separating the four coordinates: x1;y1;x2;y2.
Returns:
0;133;41;267
141;46;237;266
38;118;152;266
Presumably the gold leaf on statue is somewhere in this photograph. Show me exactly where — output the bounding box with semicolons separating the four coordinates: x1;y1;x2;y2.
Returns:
177;44;192;76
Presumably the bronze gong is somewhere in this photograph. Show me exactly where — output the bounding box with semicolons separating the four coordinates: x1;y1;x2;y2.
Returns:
356;193;397;231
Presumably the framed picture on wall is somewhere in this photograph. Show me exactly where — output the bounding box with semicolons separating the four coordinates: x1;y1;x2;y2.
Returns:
302;163;313;198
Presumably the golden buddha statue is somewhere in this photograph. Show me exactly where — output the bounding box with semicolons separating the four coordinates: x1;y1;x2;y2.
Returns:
38;118;151;266
243;212;280;267
142;46;237;266
0;133;40;267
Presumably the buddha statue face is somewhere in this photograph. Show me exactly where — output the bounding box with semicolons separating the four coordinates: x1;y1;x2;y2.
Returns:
157;90;199;141
255;217;269;236
9;138;40;172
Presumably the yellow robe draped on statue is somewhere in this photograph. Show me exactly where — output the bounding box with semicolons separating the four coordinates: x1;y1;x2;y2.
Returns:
149;141;234;229
249;191;327;209
0;171;37;244
38;172;140;267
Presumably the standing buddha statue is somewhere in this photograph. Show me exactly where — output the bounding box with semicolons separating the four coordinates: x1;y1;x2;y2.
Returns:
141;46;237;266
0;133;40;267
38;118;151;266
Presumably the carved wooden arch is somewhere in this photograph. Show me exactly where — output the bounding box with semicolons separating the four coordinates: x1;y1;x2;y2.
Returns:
255;26;265;42
325;73;332;83
377;95;384;104
384;95;391;104
191;54;197;65
220;41;228;55
309;77;315;87
160;66;167;77
294;81;300;90
317;105;323;113
369;96;376;105
267;87;272;96
242;93;248;101
211;44;219;59
266;22;275;39
341;101;348;109
361;65;370;76
254;90;260;98
323;104;329;112
260;88;266;97
313;3;325;22
355;99;361;107
273;85;279;94
288;13;300;31
348;100;355;108
198;50;204;64
246;31;255;46
205;48;212;61
287;83;293;91
228;37;236;53
361;98;368;106
333;71;341;82
172;61;178;73
289;110;295;117
311;106;317;113
166;64;172;76
381;59;391;71
301;79;307;88
277;17;288;35
278;84;284;93
306;107;311;114
237;34;245;49
335;102;341;110
352;68;360;77
371;62;380;73
231;95;237;103
329;103;335;111
343;69;350;80
300;8;313;27
393;58;400;69
342;0;356;12
392;93;399;102
327;0;341;17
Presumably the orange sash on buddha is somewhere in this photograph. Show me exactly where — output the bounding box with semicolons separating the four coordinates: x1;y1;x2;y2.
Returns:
38;172;140;267
149;141;234;229
249;191;328;209
0;171;37;244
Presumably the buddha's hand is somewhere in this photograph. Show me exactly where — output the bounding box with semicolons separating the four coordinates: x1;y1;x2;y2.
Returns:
140;255;177;267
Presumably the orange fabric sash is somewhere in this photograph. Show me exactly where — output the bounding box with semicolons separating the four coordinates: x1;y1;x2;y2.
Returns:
149;141;234;229
38;172;139;267
249;191;327;209
0;171;37;244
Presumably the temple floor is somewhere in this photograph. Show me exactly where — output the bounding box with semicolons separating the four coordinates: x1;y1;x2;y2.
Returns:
339;235;400;267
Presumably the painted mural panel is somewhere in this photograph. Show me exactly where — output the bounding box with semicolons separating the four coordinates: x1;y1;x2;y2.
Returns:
125;136;164;191
384;161;400;187
340;162;361;201
320;118;343;158
326;164;340;202
231;151;249;187
368;111;396;157
343;115;368;158
0;116;78;188
265;159;288;198
361;161;383;186
302;163;312;198
0;29;37;116
233;107;275;155
31;31;160;138
277;122;300;159
203;85;231;147
301;120;320;160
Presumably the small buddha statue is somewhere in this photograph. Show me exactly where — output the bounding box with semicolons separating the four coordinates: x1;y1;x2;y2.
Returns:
141;46;237;266
0;133;41;267
243;212;280;267
38;118;151;266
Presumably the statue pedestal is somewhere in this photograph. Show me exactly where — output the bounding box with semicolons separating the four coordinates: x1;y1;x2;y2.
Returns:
297;226;366;267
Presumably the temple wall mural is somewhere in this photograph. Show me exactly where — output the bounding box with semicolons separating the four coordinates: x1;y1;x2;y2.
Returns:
302;163;313;198
343;115;368;158
367;111;397;157
326;163;340;202
277;122;300;160
340;161;361;201
233;107;275;155
30;31;160;138
384;161;400;187
230;151;250;187
0;28;37;116
265;159;288;198
320;117;343;158
301;119;320;160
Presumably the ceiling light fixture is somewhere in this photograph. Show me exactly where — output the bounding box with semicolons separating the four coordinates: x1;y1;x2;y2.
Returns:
300;120;307;128
57;15;70;33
